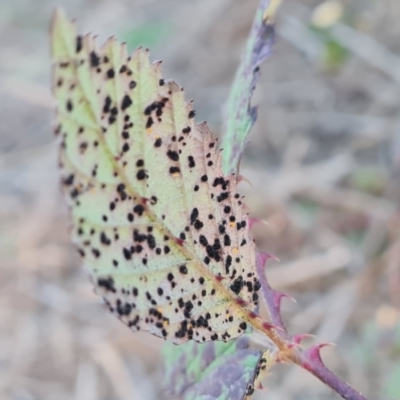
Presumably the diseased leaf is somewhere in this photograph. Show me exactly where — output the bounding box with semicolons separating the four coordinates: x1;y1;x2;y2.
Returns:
163;336;272;400
51;10;262;344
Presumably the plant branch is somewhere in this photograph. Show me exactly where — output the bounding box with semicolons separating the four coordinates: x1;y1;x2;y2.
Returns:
291;348;368;400
257;254;367;400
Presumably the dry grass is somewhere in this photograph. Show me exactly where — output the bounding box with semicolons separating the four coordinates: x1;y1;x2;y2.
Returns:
1;0;399;399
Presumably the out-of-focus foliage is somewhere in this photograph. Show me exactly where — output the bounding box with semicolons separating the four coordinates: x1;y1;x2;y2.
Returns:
163;336;263;400
120;22;172;53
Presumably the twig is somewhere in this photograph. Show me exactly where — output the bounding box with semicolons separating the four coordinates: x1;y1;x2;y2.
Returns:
257;254;367;400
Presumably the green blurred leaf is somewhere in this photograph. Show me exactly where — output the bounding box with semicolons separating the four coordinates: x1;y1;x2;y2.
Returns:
163;336;265;400
119;22;171;53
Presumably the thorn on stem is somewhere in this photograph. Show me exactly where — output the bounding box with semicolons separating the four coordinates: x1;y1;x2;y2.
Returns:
303;343;336;367
237;174;253;187
262;321;284;332
256;251;278;267
248;217;268;229
274;291;297;305
291;333;315;345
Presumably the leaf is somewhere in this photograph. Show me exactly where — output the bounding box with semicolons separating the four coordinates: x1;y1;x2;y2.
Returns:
221;0;277;175
51;10;262;345
163;336;271;400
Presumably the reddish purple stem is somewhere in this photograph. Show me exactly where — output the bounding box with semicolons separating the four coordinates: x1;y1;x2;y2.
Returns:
256;253;368;400
293;345;367;400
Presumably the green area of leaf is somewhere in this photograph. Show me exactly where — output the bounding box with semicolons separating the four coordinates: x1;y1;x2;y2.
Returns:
163;338;262;400
119;22;171;53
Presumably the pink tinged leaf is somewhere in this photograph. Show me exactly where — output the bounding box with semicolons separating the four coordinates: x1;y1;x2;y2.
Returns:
256;251;287;333
163;336;264;400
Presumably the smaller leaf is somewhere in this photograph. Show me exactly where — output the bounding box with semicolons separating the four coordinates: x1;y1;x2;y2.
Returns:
163;336;272;400
221;0;277;175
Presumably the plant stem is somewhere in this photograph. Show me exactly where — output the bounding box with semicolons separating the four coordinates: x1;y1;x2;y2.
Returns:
290;349;368;400
257;255;367;400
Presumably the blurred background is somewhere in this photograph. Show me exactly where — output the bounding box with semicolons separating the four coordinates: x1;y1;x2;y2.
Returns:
1;0;400;399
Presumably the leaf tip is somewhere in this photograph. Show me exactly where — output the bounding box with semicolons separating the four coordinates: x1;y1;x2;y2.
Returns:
237;174;253;187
